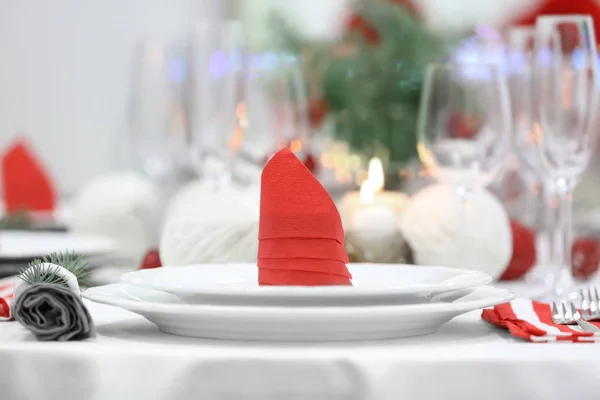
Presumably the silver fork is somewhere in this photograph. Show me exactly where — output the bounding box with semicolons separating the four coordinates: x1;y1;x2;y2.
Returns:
551;301;600;333
580;287;600;321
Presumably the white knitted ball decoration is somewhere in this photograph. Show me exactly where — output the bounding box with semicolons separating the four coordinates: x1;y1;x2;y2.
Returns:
70;172;164;264
399;183;512;280
160;182;260;265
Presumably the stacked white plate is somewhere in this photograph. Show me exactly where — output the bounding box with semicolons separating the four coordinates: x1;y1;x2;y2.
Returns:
0;231;116;261
84;263;514;341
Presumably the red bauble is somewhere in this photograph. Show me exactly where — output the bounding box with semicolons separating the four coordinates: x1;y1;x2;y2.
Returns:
500;219;536;280
346;14;380;44
308;98;329;128
447;113;480;139
507;0;600;46
572;238;600;280
345;0;422;45
140;249;162;270
303;154;318;174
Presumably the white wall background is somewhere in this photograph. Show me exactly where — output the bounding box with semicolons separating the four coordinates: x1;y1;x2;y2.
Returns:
0;0;539;195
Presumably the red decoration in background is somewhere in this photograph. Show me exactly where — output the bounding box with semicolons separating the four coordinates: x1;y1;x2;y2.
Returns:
347;14;381;44
447;113;481;139
303;154;318;174
1;139;57;213
507;0;600;46
308;98;329;128
345;0;422;45
257;148;352;286
500;219;537;281
572;238;600;280
500;219;600;281
139;249;162;270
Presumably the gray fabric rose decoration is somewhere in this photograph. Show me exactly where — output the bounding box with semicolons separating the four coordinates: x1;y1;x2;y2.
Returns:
14;283;95;341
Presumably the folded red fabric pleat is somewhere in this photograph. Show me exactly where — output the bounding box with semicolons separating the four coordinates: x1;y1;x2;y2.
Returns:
259;268;352;286
258;258;352;278
258;148;351;286
259;238;349;262
1;139;57;213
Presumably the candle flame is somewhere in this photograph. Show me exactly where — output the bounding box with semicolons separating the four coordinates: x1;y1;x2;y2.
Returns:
367;158;384;191
360;157;384;204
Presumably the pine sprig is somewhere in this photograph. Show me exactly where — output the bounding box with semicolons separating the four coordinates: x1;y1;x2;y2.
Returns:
19;259;70;288
18;251;92;289
43;251;92;289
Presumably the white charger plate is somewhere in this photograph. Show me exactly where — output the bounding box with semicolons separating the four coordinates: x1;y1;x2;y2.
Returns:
84;283;513;341
120;263;492;306
0;231;116;260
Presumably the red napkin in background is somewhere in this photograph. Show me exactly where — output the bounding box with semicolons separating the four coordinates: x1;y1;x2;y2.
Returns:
0;276;17;321
1;139;57;213
139;249;162;270
258;148;352;286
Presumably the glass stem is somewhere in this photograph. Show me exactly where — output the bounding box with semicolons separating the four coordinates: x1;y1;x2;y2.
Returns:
539;182;556;267
551;179;575;297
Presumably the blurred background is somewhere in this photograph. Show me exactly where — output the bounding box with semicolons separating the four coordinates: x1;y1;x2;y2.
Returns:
2;0;600;289
0;0;537;194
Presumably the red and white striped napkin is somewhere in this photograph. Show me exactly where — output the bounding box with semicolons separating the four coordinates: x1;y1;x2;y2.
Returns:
482;299;600;342
0;276;17;321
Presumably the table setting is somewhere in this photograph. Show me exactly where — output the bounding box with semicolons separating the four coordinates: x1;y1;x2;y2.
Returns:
4;3;600;399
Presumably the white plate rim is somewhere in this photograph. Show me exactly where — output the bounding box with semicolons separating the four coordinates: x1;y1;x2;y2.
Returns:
119;263;493;298
84;284;514;317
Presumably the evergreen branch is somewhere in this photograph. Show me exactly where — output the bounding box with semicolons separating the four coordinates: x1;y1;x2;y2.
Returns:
19;259;70;288
18;251;92;289
42;251;92;289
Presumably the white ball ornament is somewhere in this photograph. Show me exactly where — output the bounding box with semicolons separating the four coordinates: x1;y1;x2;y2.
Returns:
399;183;512;280
70;172;164;264
160;181;260;265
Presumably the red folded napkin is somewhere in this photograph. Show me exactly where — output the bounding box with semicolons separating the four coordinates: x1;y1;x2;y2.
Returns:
258;259;352;277
258;148;344;243
1;139;57;213
259;238;349;262
258;148;351;286
482;299;600;342
0;276;17;321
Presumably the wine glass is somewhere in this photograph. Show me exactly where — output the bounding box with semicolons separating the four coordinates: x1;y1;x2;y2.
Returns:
239;52;310;182
417;62;511;204
128;37;193;188
532;15;599;298
189;20;246;187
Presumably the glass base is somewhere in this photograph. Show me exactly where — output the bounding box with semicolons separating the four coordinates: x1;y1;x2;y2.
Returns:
531;268;579;303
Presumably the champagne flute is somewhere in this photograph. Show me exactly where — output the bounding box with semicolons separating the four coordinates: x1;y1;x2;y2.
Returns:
506;26;558;284
417;62;511;206
189;20;246;187
128;37;193;188
241;52;310;179
532;15;599;298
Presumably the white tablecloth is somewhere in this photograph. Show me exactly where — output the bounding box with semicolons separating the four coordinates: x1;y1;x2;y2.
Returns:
1;300;600;400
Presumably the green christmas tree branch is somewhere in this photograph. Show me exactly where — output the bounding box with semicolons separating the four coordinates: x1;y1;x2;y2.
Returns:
269;0;459;166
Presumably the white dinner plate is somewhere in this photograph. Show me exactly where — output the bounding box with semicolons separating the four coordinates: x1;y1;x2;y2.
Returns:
0;231;116;260
119;263;492;306
84;283;513;341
